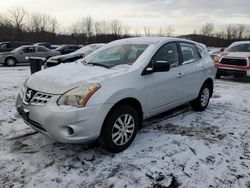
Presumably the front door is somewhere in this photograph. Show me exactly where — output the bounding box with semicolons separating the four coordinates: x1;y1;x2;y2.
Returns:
144;42;185;116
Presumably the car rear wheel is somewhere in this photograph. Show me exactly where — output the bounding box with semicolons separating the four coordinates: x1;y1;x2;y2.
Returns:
191;83;211;111
99;105;139;153
5;57;17;66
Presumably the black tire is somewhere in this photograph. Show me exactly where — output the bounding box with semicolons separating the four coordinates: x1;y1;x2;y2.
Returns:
5;57;17;67
98;105;139;153
191;83;211;111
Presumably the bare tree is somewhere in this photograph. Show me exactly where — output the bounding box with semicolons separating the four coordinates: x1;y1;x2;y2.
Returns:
237;24;245;40
164;26;174;36
109;19;123;36
200;23;214;37
9;7;27;31
144;27;151;36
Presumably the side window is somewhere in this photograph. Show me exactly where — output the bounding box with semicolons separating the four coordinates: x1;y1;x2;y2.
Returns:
152;43;180;68
22;47;29;53
180;43;201;64
197;45;206;57
37;47;48;52
26;47;35;53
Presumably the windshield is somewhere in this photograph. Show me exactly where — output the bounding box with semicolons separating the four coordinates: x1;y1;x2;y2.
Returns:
84;44;149;68
227;44;250;52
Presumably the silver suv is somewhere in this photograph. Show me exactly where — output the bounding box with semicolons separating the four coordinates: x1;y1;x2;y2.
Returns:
16;37;216;152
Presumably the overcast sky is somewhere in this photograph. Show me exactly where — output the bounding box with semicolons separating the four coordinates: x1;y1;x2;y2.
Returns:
0;0;250;35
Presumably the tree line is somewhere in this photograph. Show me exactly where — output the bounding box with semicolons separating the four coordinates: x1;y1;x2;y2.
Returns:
186;23;250;47
0;8;250;47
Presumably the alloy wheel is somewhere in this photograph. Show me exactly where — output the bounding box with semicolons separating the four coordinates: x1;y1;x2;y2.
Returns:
111;114;135;146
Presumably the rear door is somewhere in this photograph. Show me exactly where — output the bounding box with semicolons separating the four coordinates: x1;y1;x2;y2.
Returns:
178;42;205;100
145;42;186;116
35;47;49;58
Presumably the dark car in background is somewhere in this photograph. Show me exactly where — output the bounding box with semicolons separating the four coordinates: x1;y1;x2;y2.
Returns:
54;45;82;55
0;42;33;52
45;43;105;68
34;42;55;50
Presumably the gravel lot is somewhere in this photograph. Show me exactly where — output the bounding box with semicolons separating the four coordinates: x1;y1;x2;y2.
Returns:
0;65;250;188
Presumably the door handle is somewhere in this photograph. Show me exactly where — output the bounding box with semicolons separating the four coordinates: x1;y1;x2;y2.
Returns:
201;67;207;71
176;73;184;78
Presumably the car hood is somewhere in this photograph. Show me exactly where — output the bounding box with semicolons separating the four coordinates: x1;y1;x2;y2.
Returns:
26;62;130;94
223;52;250;58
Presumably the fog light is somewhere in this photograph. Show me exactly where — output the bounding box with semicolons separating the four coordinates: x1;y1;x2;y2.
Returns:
62;126;75;136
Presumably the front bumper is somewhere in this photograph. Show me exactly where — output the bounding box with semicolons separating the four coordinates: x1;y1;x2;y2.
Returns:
215;63;250;77
15;93;112;143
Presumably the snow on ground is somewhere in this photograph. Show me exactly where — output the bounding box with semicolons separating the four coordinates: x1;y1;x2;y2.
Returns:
0;65;250;188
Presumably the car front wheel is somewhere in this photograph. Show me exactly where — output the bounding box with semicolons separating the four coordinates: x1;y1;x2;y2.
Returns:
99;105;139;153
5;57;17;66
191;83;211;111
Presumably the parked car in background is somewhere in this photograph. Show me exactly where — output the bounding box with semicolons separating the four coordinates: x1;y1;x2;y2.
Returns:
16;37;215;152
214;41;250;78
0;45;60;66
34;42;54;50
54;45;82;55
0;41;33;52
45;43;105;68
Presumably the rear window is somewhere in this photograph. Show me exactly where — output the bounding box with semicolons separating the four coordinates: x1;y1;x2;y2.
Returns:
180;43;201;64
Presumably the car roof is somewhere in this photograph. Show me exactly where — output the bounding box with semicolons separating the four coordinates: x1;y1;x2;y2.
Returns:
109;37;200;45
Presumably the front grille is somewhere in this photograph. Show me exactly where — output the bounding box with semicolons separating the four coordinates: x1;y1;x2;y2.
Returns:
30;92;53;105
220;58;247;66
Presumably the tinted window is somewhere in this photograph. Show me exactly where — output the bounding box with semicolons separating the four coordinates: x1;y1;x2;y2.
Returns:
23;47;35;53
180;43;201;64
152;43;179;68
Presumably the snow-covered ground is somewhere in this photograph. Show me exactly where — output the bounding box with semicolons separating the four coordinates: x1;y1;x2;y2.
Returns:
0;65;250;188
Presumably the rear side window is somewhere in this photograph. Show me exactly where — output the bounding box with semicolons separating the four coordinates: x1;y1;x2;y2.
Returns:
152;42;180;68
37;47;48;52
180;43;201;64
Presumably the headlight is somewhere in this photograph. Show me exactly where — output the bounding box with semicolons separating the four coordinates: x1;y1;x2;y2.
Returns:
57;84;101;108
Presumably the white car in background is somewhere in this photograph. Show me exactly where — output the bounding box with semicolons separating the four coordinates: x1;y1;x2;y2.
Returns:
214;41;250;78
16;37;215;153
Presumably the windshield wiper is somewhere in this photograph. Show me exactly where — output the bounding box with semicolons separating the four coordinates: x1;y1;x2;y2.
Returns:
88;62;110;69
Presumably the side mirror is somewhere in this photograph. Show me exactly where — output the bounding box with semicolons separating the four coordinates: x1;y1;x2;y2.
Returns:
20;51;24;54
220;48;225;52
142;61;170;75
153;61;170;72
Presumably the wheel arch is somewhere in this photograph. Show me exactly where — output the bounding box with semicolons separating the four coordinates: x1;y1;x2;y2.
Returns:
101;97;144;135
203;78;214;97
5;56;17;63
